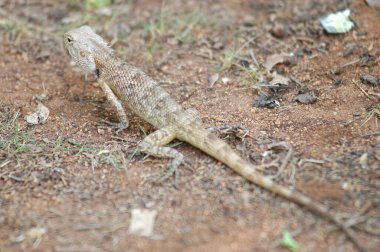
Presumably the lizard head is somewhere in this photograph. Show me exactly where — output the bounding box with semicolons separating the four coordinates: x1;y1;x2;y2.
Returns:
64;26;114;75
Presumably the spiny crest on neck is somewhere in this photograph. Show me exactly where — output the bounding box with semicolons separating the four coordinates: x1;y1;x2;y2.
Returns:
79;26;114;57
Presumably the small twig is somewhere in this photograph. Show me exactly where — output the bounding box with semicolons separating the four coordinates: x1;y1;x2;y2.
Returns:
296;36;315;44
360;111;375;127
345;216;369;229
298;158;325;166
340;59;361;69
193;51;216;61
257;159;281;174
8;175;25;182
75;223;110;231
0;160;11;168
236;33;262;54
343;116;363;127
155;50;182;70
249;49;260;67
289;76;303;86
158;80;178;87
110;136;130;142
368;91;380;98
268;142;293;176
258;142;293;180
352;80;375;101
360;131;380;137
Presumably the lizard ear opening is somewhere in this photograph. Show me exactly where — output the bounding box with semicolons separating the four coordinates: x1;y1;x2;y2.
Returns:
66;35;74;44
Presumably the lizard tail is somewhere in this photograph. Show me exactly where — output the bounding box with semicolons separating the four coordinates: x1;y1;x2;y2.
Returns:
178;127;366;252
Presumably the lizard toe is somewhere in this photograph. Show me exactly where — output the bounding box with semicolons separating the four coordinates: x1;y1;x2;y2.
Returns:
160;155;184;183
97;120;129;134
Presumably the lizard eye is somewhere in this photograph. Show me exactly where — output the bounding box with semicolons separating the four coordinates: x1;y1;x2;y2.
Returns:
66;35;73;44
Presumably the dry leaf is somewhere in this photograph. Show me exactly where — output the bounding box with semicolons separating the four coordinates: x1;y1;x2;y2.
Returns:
269;72;290;86
208;73;219;88
264;53;292;71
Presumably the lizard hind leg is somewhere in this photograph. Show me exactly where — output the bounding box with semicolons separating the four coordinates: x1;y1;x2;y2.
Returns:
137;127;184;181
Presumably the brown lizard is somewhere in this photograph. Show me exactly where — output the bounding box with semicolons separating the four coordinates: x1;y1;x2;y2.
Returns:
64;26;365;252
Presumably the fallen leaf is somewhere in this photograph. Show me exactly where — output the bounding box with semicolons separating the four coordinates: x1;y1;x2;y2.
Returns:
208;73;219;88
269;72;290;86
295;92;318;104
264;53;293;71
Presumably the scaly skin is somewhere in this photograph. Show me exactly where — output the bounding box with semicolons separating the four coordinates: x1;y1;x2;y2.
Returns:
64;26;365;252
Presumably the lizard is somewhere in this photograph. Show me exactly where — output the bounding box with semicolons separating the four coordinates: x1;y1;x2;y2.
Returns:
64;26;365;252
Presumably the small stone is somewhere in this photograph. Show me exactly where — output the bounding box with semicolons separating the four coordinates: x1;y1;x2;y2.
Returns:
360;74;379;86
295;92;318;104
270;22;288;39
332;79;344;86
144;201;155;208
253;94;280;109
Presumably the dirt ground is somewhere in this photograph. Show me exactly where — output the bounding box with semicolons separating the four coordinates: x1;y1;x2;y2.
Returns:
0;0;379;251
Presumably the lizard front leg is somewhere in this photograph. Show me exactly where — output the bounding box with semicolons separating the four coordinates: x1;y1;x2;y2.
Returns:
137;127;184;180
98;80;129;133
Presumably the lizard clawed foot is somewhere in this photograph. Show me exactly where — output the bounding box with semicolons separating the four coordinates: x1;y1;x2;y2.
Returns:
97;120;129;134
160;156;185;184
207;124;249;139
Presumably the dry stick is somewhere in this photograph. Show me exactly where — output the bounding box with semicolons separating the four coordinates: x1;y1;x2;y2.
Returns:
341;59;361;69
331;59;361;75
236;33;261;54
353;80;379;126
265;142;293;179
273;142;293;173
368;91;380;98
155;50;183;70
249;49;260;68
360;111;376;127
360;131;380;137
289;76;303;87
352;80;376;101
296;36;315;44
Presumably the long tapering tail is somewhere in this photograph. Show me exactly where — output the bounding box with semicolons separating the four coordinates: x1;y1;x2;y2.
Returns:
178;126;366;252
